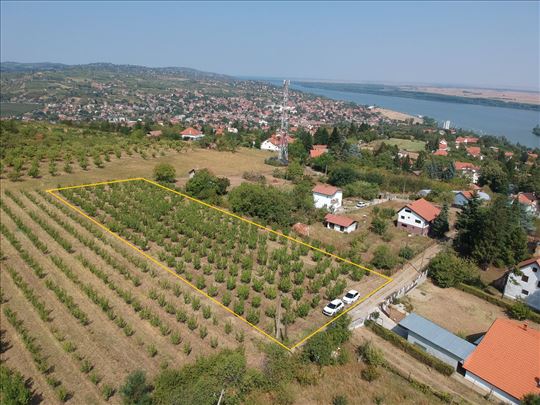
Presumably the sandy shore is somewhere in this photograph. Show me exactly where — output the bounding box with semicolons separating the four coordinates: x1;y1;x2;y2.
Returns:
405;86;540;105
373;107;423;124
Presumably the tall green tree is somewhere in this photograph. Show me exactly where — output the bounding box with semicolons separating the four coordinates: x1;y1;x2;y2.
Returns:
430;203;449;238
153;163;176;183
479;161;509;194
313;127;329;145
185;169;229;202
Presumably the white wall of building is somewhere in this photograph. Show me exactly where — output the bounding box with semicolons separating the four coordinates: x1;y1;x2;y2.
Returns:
504;262;540;311
326;222;357;233
313;191;342;211
397;208;429;230
260;140;279;151
464;371;520;405
406;332;461;369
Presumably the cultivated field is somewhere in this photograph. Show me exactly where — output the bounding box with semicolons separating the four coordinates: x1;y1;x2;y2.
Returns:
0;187;274;403
53;178;388;347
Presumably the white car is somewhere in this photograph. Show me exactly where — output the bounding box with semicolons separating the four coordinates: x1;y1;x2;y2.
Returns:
323;299;345;316
356;201;368;208
343;290;360;305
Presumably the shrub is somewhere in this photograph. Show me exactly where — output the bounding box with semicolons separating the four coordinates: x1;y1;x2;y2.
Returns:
183;342;192;355
333;395;348;405
398;246;414;260
120;370;152;405
361;365;380;381
0;364;32;405
147;344;158;357
153;163;176;183
370;245;398;271
357;341;385;366
509;300;532;321
102;384;115;401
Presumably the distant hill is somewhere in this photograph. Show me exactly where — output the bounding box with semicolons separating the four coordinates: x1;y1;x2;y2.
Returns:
0;61;233;81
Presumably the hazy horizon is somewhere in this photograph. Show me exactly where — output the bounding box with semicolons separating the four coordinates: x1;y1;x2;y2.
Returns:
1;1;539;91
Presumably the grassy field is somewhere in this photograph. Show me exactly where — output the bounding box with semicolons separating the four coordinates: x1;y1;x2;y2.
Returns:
368;138;426;152
2;147;276;192
0;102;42;116
407;280;540;338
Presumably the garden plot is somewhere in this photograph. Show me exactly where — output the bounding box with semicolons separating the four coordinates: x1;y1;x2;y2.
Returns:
53;178;390;348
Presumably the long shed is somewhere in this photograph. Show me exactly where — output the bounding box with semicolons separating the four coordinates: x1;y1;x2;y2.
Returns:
398;313;476;370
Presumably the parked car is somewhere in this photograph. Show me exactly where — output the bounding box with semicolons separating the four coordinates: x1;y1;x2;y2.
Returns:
343;290;360;305
356;201;368;208
323;299;345;316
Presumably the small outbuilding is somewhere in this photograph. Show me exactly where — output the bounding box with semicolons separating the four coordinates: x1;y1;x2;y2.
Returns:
324;213;358;233
398;313;476;370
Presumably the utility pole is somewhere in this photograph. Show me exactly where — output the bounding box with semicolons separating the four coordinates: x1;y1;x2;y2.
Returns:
278;80;290;164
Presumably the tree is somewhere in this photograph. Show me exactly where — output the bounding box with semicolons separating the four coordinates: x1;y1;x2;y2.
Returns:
287;141;308;163
328;164;359;186
522;393;540;405
186;169;229;202
370;216;387;235
0;365;32;405
479;161;509;194
427;250;480;288
228;183;292;226
48;160;58;176
153;163;176;183
313;127;329;145
120;370;152;405
371;245;398;271
430;203;449;238
28;159;40;178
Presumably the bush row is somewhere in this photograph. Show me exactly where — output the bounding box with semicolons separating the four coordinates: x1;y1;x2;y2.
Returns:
365;321;454;376
456;283;540;323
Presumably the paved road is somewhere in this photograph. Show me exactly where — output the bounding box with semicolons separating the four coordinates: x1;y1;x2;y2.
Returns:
349;242;443;322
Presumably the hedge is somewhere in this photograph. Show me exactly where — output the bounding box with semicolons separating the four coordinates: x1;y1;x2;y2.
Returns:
365;321;454;376
456;283;540;324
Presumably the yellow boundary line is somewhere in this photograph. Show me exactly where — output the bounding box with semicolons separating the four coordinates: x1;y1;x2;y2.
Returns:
46;178;393;351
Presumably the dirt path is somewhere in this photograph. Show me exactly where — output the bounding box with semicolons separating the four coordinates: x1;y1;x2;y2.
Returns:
352;328;493;405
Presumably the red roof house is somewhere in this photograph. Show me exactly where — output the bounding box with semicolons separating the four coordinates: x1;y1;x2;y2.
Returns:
397;198;441;236
463;319;540;403
324;213;358;233
433;149;448;156
466;146;482;159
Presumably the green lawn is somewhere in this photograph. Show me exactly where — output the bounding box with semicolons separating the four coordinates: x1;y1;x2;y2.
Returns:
385;138;426;152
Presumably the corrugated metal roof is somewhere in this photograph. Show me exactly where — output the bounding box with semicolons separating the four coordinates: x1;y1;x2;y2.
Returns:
399;313;476;360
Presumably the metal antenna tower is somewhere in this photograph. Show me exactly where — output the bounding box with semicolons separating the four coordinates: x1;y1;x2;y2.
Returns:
278;80;290;163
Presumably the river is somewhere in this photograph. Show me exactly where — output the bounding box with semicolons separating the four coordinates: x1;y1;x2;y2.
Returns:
256;78;540;148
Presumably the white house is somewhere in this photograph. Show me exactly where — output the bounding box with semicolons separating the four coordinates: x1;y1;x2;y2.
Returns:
324;213;357;233
463;319;540;404
260;134;295;152
454;161;481;184
503;257;540;311
312;184;342;211
516;192;539;217
397;198;441;236
181;127;205;141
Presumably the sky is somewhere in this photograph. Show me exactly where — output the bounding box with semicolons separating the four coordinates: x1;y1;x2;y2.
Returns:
1;1;539;90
